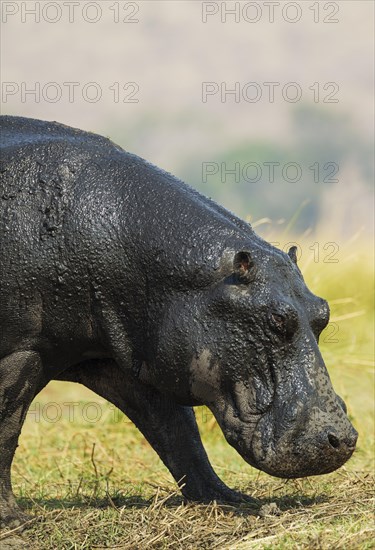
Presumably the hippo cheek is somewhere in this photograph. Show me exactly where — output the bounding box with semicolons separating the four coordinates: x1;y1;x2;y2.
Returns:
249;407;358;478
189;349;221;403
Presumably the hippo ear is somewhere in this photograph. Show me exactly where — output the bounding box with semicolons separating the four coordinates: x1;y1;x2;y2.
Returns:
233;251;254;283
288;246;298;264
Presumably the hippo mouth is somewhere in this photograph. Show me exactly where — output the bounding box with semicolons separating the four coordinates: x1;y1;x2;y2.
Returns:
208;393;268;467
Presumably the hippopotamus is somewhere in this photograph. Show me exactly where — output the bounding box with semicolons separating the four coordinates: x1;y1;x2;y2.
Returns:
0;116;357;527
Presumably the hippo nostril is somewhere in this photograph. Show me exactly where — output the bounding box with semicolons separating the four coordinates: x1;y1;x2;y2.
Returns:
327;433;340;449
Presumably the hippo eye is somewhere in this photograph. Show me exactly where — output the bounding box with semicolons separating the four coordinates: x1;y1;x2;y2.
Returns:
269;309;298;338
270;313;285;330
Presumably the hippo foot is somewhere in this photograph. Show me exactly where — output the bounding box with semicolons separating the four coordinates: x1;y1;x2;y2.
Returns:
182;482;257;506
0;509;33;532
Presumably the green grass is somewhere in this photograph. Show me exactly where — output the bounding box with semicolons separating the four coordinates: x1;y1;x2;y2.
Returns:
1;237;374;549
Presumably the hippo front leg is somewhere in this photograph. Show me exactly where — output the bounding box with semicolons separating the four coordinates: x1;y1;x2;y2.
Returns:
59;360;252;504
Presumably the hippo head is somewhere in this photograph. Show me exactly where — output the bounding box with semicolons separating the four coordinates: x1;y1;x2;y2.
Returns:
143;242;357;479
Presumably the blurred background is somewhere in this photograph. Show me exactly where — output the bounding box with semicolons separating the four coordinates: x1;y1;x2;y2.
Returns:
1;1;373;238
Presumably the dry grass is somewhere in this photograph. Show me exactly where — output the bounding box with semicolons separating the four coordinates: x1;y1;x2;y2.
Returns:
1;234;374;549
1;463;373;549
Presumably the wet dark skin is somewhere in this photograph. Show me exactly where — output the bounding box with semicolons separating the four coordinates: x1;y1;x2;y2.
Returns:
0;116;357;528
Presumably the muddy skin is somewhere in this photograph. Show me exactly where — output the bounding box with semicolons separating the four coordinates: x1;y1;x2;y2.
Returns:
0;116;357;528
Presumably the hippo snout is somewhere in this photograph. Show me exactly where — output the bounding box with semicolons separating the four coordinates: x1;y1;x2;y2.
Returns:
248;405;358;479
287;421;359;477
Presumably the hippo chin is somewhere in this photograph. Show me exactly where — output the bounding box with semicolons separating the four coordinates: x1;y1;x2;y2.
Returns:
0;116;357;528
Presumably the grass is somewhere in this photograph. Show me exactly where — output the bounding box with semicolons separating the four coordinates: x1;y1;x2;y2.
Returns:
1;232;374;549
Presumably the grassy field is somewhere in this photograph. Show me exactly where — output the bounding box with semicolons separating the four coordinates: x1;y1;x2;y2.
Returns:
1;236;374;549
